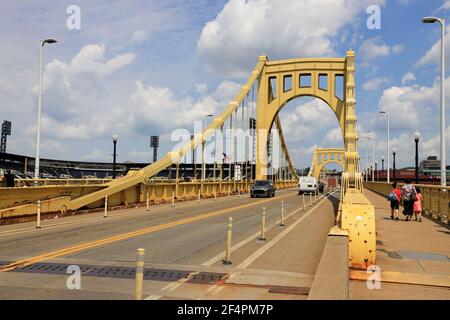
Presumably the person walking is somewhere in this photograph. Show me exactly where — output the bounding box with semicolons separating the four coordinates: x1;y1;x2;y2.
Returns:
413;187;422;222
387;182;401;220
4;170;15;188
401;179;417;222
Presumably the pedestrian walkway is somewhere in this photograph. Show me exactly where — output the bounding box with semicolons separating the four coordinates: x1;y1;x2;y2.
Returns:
350;189;450;299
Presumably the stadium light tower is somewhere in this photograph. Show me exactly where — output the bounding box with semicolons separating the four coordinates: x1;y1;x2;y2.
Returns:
1;121;11;153
34;38;57;180
150;136;159;163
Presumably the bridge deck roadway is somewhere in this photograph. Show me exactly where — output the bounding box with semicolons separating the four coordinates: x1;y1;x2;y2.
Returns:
0;189;338;300
349;189;450;299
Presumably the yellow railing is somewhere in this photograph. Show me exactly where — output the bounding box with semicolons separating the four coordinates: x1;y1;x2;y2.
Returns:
14;178;113;187
364;182;449;224
0;180;298;220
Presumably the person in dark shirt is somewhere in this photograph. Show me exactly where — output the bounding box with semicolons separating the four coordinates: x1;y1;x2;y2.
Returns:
5;170;15;187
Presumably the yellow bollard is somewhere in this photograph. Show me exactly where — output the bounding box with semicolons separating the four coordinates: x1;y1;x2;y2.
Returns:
309;192;312;207
302;194;306;210
146;192;149;211
279;201;285;227
258;207;266;241
36;200;42;229
104;196;108;218
223;217;233;265
171;190;175;207
197;187;201;203
134;248;145;300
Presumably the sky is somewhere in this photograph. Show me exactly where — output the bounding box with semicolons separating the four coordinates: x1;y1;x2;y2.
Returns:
0;0;449;171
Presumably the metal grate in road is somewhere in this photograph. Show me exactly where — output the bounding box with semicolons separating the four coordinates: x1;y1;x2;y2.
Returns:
1;261;226;284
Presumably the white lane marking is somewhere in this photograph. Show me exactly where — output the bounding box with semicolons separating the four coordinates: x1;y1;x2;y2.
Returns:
143;191;301;300
145;271;201;300
145;191;335;300
201;200;309;267
201;191;333;298
144;193;304;300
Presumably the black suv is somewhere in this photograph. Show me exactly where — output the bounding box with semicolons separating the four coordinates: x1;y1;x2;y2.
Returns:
250;180;276;198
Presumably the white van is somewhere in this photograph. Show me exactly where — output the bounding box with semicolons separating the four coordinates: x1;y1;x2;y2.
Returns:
298;176;318;194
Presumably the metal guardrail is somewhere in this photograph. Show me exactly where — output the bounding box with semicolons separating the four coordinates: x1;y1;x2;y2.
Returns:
14;178;112;187
364;182;449;224
0;179;298;220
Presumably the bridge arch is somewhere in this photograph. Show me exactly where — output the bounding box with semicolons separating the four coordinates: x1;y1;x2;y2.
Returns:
255;51;358;180
308;147;345;181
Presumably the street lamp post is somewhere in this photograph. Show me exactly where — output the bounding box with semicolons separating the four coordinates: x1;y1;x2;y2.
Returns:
191;134;195;180
202;114;213;181
112;134;118;179
392;147;397;183
34;38;57;180
422;16;446;186
379;111;390;183
414;131;420;184
381;156;385;180
375;161;378;181
370;136;375;182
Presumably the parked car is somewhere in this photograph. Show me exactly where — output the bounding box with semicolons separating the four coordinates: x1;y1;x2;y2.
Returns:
250;180;276;198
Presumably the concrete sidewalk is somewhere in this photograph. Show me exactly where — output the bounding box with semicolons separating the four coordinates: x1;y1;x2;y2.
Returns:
350;189;450;299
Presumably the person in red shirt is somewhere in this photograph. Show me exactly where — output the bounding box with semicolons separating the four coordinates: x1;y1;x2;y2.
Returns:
388;182;401;220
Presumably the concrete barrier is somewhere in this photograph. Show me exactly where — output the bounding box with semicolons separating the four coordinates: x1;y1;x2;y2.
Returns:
308;231;349;300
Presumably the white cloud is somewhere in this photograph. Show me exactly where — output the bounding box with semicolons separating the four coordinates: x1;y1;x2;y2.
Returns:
126;80;239;133
362;77;389;91
416;24;450;68
361;76;450;169
401;72;416;84
359;37;403;63
198;0;385;77
131;30;149;44
65;44;135;77
29;44;135;122
377;85;433;130
196;83;208;95
81;148;111;162
322;128;344;146
279;99;339;143
377;76;450;131
437;0;450;11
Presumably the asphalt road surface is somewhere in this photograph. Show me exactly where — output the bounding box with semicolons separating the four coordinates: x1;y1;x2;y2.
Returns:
0;188;339;299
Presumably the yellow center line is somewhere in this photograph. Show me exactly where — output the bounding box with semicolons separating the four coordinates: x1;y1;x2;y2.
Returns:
0;192;296;273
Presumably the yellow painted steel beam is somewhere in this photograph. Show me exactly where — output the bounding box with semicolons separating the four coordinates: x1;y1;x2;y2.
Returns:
308;146;346;181
68;58;266;211
273;116;298;181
